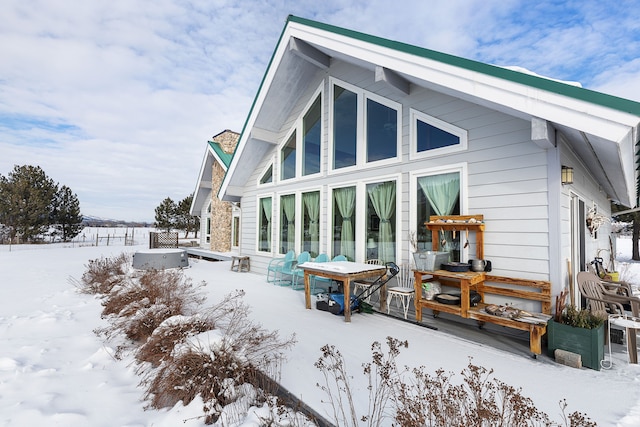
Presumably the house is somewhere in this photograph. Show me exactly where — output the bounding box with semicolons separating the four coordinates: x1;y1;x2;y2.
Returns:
190;129;240;252
218;15;640;308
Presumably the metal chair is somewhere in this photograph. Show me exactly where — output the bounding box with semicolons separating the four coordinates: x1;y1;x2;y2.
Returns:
311;255;348;293
353;259;384;303
387;263;415;319
308;253;329;294
284;251;311;288
267;250;295;284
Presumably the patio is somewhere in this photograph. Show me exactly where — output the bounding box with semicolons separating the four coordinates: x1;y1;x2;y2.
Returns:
183;256;639;426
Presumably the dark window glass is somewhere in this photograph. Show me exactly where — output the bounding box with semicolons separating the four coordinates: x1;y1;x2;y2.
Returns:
333;86;357;169
416;119;459;152
303;95;321;175
280;132;296;180
366;99;397;162
260;164;273;184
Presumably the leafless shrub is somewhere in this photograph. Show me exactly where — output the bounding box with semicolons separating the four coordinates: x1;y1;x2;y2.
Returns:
316;337;597;427
80;255;303;425
70;253;132;295
101;269;206;342
142;292;296;424
76;253;131;294
136;314;215;367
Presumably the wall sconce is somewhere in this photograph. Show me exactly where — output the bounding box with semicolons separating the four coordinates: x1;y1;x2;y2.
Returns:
561;165;574;185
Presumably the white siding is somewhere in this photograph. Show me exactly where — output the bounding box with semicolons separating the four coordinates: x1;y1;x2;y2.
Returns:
241;59;554;282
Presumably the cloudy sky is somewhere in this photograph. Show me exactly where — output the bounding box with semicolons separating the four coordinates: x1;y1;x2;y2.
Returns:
1;0;639;222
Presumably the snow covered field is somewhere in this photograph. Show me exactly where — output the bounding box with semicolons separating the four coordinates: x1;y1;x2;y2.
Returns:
1;232;640;426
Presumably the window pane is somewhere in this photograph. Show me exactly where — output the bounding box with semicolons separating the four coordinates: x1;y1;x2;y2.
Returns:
416;173;461;261
417;119;459;152
281;132;296;180
366;181;396;263
303;96;321;176
302;191;320;257
260;164;273;184
332;186;356;260
280;194;295;253
258;197;272;252
366;99;397;162
232;217;240;247
333;85;357;169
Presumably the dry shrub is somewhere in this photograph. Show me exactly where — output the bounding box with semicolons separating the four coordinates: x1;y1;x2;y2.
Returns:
142;290;296;424
77;253;131;294
102;269;206;343
136;314;215;366
146;347;244;417
316;337;597;427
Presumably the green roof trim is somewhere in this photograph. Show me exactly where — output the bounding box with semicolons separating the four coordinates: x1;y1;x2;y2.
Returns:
287;15;640;116
208;140;233;168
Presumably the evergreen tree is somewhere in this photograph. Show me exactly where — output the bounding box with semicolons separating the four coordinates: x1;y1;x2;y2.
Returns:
154;197;176;232
0;165;58;242
175;194;199;238
52;185;83;242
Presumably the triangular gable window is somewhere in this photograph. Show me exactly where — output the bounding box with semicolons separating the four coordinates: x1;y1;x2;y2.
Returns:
260;164;273;185
410;109;467;159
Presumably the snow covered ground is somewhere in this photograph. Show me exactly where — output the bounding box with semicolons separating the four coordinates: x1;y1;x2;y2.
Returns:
1;231;640;426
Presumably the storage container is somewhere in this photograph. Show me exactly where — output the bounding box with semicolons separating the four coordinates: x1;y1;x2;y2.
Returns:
413;251;449;271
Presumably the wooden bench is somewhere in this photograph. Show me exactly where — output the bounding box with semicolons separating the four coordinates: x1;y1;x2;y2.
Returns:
414;271;552;357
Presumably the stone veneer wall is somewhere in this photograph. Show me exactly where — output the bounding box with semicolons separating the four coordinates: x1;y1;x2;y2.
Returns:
209;130;239;252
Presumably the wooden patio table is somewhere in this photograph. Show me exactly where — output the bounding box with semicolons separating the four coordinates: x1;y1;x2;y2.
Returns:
299;261;387;322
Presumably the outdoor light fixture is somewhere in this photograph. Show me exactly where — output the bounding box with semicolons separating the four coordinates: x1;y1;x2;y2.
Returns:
561;165;574;185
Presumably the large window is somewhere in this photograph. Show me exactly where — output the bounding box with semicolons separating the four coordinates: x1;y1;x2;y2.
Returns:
279;194;296;253
332;80;400;170
280;132;296;180
301;190;320;257
332;186;356;261
415;172;461;260
303;95;321;176
366;181;396;263
258;196;272;252
333;85;357;169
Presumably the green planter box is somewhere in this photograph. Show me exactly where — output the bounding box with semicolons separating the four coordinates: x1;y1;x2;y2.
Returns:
547;319;604;370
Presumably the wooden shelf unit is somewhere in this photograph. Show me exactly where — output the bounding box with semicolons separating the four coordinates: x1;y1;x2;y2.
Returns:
425;214;484;260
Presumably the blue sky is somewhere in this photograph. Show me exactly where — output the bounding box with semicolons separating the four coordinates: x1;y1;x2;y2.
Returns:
1;0;639;221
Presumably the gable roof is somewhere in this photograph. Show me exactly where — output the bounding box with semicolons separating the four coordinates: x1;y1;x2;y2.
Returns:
220;15;640;207
208;140;233;168
190;131;239;215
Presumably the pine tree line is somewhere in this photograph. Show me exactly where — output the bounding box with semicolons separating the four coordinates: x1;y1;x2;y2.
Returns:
0;165;83;243
154;194;200;238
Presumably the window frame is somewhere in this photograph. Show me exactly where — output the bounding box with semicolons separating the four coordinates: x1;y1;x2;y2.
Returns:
256;194;274;254
279;129;297;181
276;84;324;183
328;173;401;262
300;188;323;257
409;109;468;160
409;164;468;262
328;77;402;176
301;91;323;177
258;159;274;186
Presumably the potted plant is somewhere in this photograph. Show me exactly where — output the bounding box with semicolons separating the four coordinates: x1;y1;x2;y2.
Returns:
547;304;606;370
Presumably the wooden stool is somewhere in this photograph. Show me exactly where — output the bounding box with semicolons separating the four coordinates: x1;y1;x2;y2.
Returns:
231;256;250;272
